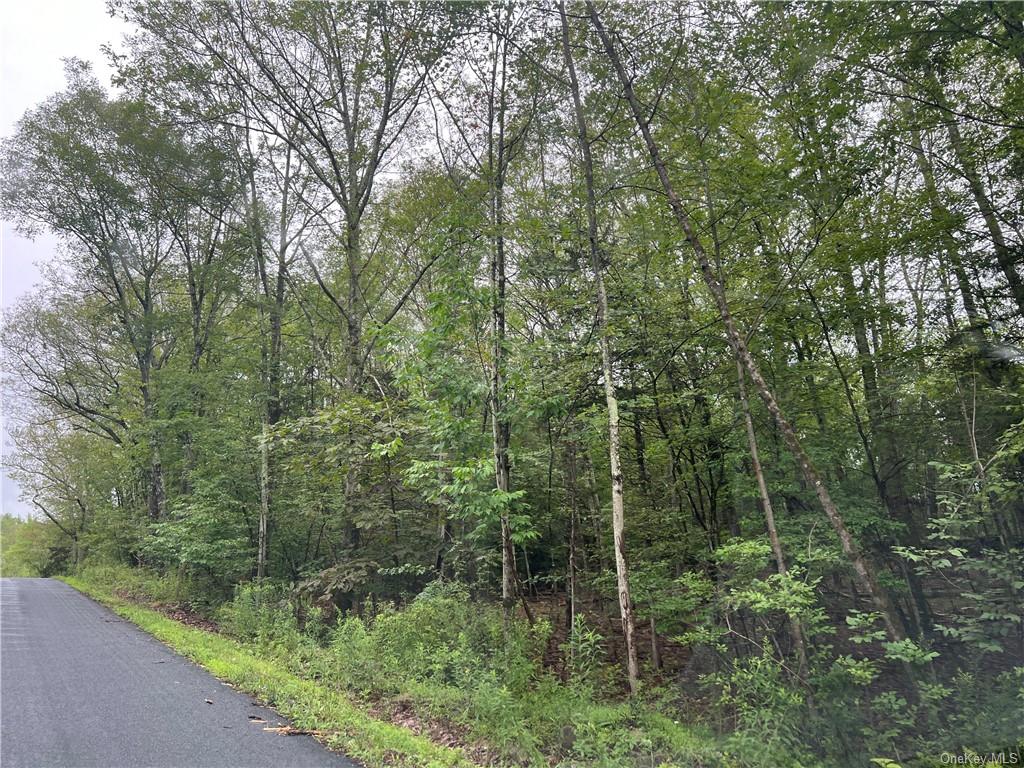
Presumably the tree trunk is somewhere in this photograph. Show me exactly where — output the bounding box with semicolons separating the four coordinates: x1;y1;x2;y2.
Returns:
586;1;906;645
486;13;516;624
837;263;932;636
561;1;639;693
736;359;811;683
567;447;578;643
345;217;365;392
246;134;291;580
903;104;984;335
927;68;1024;315
257;421;269;580
141;374;165;522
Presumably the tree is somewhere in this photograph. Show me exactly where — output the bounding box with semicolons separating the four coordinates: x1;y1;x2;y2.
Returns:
559;0;639;693
585;0;907;644
3;67;176;520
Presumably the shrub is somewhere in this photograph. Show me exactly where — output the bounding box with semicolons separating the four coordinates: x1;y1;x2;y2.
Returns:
76;562;199;606
217;581;304;652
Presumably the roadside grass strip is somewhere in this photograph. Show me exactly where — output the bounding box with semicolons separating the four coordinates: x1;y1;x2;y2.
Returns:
62;577;474;768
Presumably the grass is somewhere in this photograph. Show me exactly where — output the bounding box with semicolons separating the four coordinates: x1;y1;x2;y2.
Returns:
50;567;1024;768
61;576;474;768
63;569;735;767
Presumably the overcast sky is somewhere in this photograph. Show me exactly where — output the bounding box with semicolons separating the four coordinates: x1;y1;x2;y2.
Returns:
1;1;129;518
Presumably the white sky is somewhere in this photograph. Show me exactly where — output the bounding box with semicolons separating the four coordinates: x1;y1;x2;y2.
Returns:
1;0;129;518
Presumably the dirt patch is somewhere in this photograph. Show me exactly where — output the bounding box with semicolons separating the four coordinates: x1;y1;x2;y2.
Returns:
112;588;221;634
370;696;497;765
158;605;221;634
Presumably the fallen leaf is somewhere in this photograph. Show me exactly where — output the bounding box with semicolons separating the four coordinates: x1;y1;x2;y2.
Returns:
263;726;335;737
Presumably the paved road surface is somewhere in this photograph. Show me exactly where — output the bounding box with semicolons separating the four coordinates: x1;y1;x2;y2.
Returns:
1;578;354;768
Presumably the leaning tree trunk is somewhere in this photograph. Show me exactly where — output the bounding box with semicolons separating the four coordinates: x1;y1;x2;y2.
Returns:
586;0;906;645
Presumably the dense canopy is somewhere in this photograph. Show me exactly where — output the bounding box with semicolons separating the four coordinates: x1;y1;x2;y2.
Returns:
2;2;1022;765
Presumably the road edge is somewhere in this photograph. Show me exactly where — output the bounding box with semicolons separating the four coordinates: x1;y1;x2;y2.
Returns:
60;577;473;768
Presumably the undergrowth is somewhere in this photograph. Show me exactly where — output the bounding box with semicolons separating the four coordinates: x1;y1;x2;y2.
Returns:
69;566;729;767
63;573;471;768
66;564;1023;768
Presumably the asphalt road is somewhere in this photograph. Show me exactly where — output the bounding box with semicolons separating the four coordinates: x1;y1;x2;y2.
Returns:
0;578;354;768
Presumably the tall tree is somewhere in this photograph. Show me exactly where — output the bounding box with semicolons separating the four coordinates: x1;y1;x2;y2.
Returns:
585;1;907;644
559;0;639;693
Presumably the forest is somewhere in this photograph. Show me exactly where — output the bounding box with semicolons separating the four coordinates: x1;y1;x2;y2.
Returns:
1;2;1022;766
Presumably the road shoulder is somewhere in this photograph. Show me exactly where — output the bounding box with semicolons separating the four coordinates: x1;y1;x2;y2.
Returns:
61;577;473;768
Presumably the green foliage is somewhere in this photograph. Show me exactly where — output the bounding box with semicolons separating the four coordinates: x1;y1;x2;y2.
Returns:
64;578;470;768
216;578;727;766
3;2;1023;766
143;495;253;592
726;568;823;626
0;515;66;576
831;654;879;687
74;562;204;607
881;639;938;667
562;614;608;692
218;582;301;650
321;582;547;759
846;611;889;645
706;648;813;766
